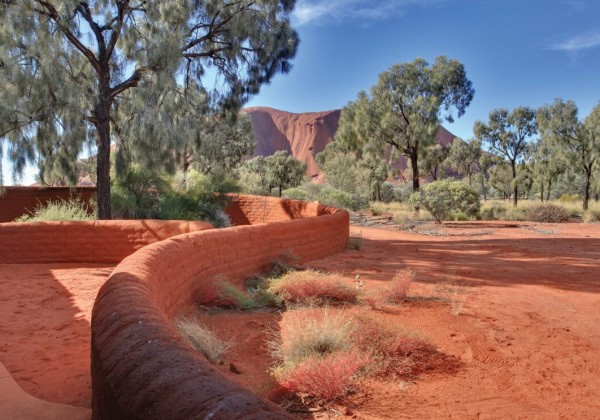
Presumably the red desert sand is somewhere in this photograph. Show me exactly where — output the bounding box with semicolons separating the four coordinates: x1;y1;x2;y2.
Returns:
1;221;599;418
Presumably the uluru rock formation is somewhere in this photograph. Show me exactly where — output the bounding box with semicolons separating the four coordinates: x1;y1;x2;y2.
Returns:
243;107;340;180
243;106;457;180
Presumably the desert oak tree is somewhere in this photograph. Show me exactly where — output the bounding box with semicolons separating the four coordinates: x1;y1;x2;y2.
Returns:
0;0;298;218
335;56;474;192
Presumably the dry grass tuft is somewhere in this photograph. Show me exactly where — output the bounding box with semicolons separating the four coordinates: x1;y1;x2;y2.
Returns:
173;314;232;364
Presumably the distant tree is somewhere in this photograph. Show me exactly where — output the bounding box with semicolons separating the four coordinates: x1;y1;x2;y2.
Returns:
316;143;361;194
474;107;538;207
537;99;600;210
336;56;474;192
267;151;306;197
527;138;565;202
419;143;449;181
446;138;482;186
0;1;298;218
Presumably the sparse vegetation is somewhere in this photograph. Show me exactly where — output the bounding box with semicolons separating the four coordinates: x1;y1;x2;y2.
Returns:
409;179;481;224
524;202;569;222
269;270;359;305
15;198;96;222
173;314;232;364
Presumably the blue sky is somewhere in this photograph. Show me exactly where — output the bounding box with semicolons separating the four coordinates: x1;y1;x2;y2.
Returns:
3;0;600;185
247;0;600;138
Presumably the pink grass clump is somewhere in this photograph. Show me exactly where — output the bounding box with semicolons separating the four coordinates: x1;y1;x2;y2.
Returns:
270;270;358;304
381;269;414;304
277;351;368;401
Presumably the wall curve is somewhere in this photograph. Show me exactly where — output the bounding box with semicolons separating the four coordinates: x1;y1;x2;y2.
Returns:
91;196;349;419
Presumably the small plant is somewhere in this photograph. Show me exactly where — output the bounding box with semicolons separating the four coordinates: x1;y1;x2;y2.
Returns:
268;249;299;278
348;230;363;251
15;198;96;222
481;201;508;220
274;351;368;401
383;269;414;304
434;273;467;316
524;203;569;223
270;307;356;367
269;270;359;305
197;276;257;309
583;210;600;223
173;314;232;364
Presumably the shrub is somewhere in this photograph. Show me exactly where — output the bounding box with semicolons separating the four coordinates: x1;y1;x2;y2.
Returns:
318;186;369;211
380;182;395;203
173;314;232;363
270;307;356;367
583;210;600;223
558;193;580;203
267;250;299;278
382;269;414;304
347;231;363;251
409;180;480;223
481;201;508;220
269;270;359;305
274;351;368;401
524;203;569;223
15;198;96;222
393;183;413;203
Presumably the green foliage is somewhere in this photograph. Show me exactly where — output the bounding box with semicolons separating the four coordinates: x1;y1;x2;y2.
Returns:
409;179;480;223
524;203;569;223
537;99;600;210
380;182;395;203
480;201;508;220
558;193;580;203
335;56;474;192
240;152;306;197
14;198;96;222
282;183;370;211
0;1;298;218
447;138;482;185
474;107;538;207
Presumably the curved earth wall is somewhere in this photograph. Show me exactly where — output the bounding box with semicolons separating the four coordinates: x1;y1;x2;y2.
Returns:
91;196;349;419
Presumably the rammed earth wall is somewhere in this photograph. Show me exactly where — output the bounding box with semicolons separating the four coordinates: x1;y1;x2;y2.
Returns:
0;190;349;419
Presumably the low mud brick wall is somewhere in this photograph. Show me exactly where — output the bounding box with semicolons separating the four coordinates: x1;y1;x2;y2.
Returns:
0;186;97;223
0;220;213;264
91;196;349;419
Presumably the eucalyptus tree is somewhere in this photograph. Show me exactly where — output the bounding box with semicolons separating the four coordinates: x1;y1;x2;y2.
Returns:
474;107;537;207
0;0;298;218
267;150;305;197
537;99;600;210
528;137;565;201
446;137;482;186
336;56;474;192
419;143;449;181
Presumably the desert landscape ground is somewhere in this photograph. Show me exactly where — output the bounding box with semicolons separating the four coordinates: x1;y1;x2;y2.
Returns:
1;220;599;418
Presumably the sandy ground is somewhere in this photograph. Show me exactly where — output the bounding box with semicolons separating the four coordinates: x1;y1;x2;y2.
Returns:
1;221;599;418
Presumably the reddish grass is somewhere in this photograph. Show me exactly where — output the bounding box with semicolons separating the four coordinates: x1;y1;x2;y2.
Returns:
364;269;414;309
270;270;358;304
276;350;368;401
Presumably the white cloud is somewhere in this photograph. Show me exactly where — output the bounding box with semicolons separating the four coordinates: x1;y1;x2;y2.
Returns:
292;0;441;26
551;32;600;52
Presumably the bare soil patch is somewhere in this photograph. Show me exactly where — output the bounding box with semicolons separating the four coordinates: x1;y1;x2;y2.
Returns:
1;220;600;418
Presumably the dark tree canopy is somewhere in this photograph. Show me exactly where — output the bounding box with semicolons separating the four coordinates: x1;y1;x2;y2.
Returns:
335;56;474;192
0;0;298;218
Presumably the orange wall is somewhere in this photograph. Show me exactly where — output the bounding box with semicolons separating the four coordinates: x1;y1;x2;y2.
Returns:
0;186;96;222
91;197;349;419
0;220;213;264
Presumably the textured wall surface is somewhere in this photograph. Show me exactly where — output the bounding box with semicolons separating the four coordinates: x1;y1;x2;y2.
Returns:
0;220;213;264
91;196;349;419
0;187;96;222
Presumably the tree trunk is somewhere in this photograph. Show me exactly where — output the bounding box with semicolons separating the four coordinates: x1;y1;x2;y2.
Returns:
468;172;472;186
278;185;282;197
410;153;420;192
546;180;551;201
96;117;112;220
511;161;518;208
540;183;544;202
583;168;591;211
481;173;487;201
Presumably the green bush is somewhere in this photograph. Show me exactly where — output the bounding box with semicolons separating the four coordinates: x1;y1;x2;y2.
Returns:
481;202;508;220
558;193;580;203
380;182;395;203
409;180;480;223
524;203;569;223
393;184;413;203
15;198;96;222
